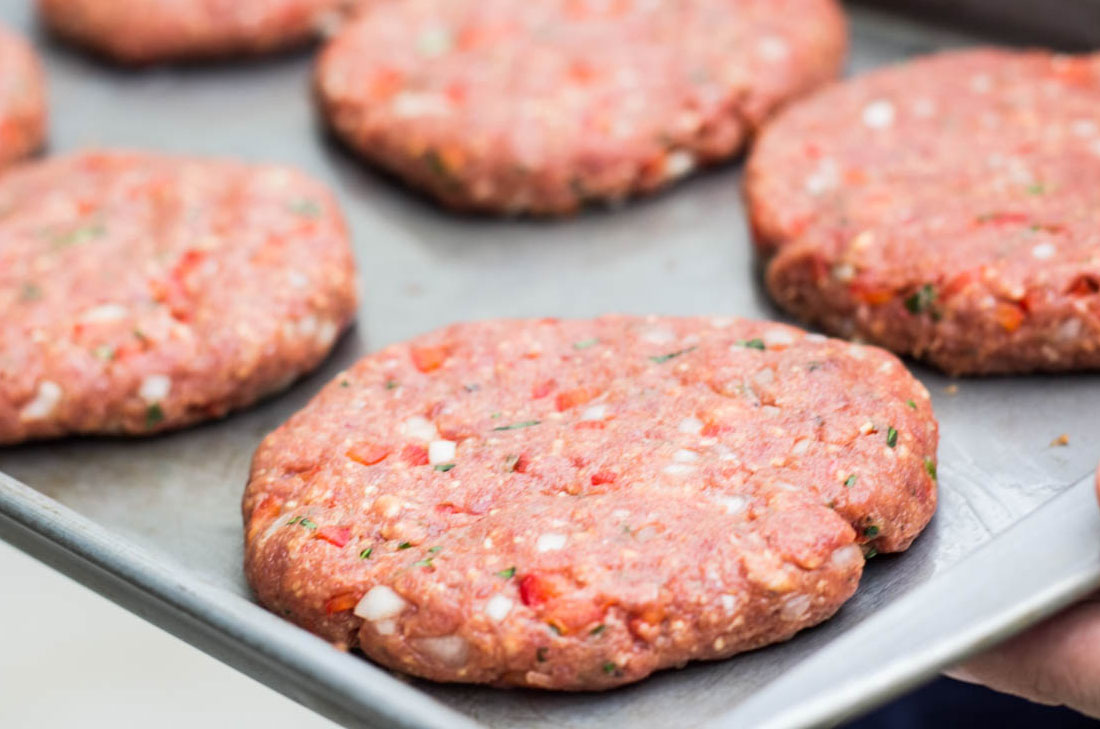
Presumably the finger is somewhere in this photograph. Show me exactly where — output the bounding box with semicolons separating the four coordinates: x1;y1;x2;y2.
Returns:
946;597;1100;718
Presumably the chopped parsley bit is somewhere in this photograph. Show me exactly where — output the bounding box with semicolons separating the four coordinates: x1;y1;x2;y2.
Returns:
423;149;455;182
359;547;373;560
493;420;541;431
51;222;106;249
602;661;618;675
93;344;116;361
19;282;42;302
412;558;434;568
145;403;165;428
865;547;879;560
736;338;766;351
503;454;520;472
133;328;149;343
924;457;937;480
428;546;443;553
434;463;456;472
536;647;549;662
339;380;350;388
844;474;858;488
885;426;898;448
490;412;502;419
384;379;399;390
906;399;917;410
649;346;697;364
573;338;599;350
287;516;317;530
590;625;606;636
863;524;880;538
397;541;413;550
496;566;516;579
287;198;322;218
1026;182;1047;196
904;284;937;315
807;361;822;372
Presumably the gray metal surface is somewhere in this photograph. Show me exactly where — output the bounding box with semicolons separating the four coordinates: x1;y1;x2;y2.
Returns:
1;2;1099;728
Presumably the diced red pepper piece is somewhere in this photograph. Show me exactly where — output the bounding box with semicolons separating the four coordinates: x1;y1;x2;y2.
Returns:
519;572;561;607
849;283;895;306
531;378;557;399
347;443;390;466
590;470;616;485
325;592;360;614
995;302;1025;332
555;386;601;412
410;344;448;373
367;67;404;102
314;526;352;548
401;444;429;466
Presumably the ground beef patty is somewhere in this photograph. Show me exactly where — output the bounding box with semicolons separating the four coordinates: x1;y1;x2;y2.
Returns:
37;0;359;64
0;25;46;168
316;0;846;215
0;151;357;444
244;316;937;689
746;49;1100;375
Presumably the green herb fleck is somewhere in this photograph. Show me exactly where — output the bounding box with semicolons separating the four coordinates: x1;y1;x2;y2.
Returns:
133;328;149;344
428;546;443;554
412;558;434;568
736;338;766;351
287;516;302;525
590;624;606;636
865;547;879;560
490;412;502;419
288;198;321;218
496;566;516;579
886;426;898;448
863;524;880;538
906;399;917;410
844;474;858;488
397;541;413;550
423;149;450;179
52;223;106;249
536;647;549;662
807;361;822;372
384;379;399;390
340;380;350;388
602;661;618;675
649;346;697;364
1026;182;1046;196
493;420;541;431
434;463;456;472
287;515;317;530
359;547;373;560
145;403;164;428
19;282;42;302
93;344;116;361
924;457;938;481
904;284;937;315
573;338;599;350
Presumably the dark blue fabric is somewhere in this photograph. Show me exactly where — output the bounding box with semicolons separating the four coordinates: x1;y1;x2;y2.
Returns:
842;678;1099;728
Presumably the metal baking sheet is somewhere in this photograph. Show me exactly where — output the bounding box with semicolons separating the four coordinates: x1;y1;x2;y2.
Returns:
2;2;1100;727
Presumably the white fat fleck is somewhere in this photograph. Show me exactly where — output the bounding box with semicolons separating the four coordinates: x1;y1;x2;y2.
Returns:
912;97;936;118
862;99;895;129
139;374;171;404
761;405;781;417
580;404;608;422
781;594;812;622
374;619;396;636
832;263;856;282
756;35;790;62
859;421;875;435
830;544;863;570
288;271;309;288
354;585;407;621
804;157;839;196
720;594;740;614
1058;318;1083;341
642;327;676;344
401;416;438;442
391;91;451;118
664;150;696;181
20;381;62;421
485;594;513;622
969;74;992;93
790;438;810;456
536;533;567;552
673;449;699;463
414;635;469;666
1032;243;1056;260
662;463;695;476
79;303;129;323
316;319;338;347
763;328;796;348
717;495;747;515
416;25;452;56
1072;119;1098;137
805;333;827;342
428;439;456;465
678;416;703;434
296;315;318;337
752;368;775;387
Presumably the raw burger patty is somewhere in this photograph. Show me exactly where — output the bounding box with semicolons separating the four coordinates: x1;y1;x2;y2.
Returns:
37;0;359;64
316;0;846;215
243;316;937;689
0;25;46;167
746;49;1100;375
0;151;357;444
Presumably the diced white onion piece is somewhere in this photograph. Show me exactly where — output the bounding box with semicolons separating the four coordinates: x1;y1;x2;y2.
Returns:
428;439;456;465
664;150;696;180
678;417;703;434
673;449;699;463
402;416;438;442
20;381;62;421
763;329;796;348
717;495;747;515
790;438;810;456
642;327;676;344
752;368;775;387
580;405;607;422
139;374;171;403
662;463;695;476
781;594;812;621
414;635;469;666
720;594;740;614
536;533;567;552
375;619;396;636
1032;243;1056;260
354;585;407;621
830;545;864;570
862;99;895;129
486;594;513;622
80;303;129;323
